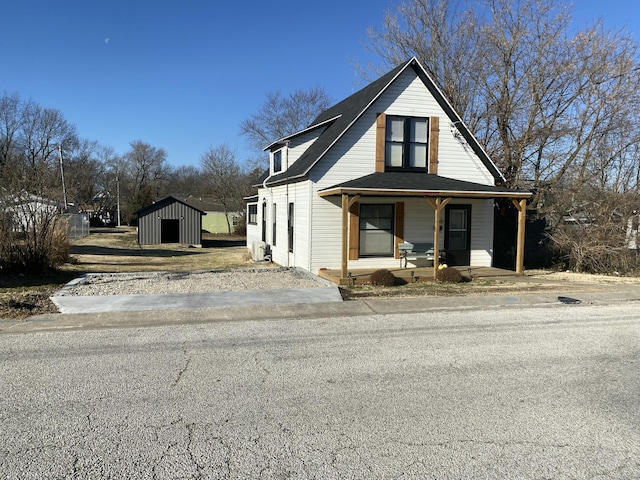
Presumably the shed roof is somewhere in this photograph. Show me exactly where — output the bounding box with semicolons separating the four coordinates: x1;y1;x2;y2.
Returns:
135;196;207;217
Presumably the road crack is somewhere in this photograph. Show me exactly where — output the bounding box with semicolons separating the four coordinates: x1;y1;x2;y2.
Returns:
173;339;191;387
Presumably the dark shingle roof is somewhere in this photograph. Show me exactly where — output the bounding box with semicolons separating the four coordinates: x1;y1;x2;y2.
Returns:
262;58;503;187
318;172;531;198
262;62;408;186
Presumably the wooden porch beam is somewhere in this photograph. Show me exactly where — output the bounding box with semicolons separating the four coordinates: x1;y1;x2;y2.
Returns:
348;194;361;208
425;196;451;279
511;198;527;275
341;193;349;281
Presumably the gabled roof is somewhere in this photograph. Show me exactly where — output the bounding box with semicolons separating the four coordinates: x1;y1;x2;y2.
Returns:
263;115;341;151
318;172;531;199
261;58;504;187
135;195;207;217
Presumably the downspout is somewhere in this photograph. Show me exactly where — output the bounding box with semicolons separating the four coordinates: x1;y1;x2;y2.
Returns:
307;166;313;273
284;141;290;267
260;168;272;257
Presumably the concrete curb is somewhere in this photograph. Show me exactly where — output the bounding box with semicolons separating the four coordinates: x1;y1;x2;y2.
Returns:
3;285;640;334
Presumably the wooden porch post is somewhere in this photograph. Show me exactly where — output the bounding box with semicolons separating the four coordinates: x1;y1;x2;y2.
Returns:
426;197;451;279
341;193;349;281
511;198;527;275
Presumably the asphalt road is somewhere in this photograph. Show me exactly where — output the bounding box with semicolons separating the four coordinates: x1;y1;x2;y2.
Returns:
1;303;639;479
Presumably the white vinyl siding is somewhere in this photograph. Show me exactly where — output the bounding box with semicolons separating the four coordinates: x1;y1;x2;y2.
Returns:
255;182;311;270
286;129;324;166
311;69;495;189
469;199;494;266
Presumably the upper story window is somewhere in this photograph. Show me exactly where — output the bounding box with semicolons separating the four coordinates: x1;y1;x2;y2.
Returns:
273;150;282;173
385;116;428;170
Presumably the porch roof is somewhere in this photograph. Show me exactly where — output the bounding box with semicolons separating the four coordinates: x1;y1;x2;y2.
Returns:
318;172;532;199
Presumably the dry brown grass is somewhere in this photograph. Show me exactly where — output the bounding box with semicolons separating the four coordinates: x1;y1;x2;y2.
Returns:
0;228;268;320
63;227;267;273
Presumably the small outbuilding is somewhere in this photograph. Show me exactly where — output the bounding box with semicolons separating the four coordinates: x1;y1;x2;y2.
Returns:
172;195;241;234
135;196;206;246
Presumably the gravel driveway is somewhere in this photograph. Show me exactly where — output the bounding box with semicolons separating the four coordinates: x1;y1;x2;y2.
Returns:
57;267;329;296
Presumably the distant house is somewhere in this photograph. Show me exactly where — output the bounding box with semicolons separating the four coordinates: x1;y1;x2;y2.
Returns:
246;58;532;282
172;195;241;234
135;196;206;246
1;193;63;232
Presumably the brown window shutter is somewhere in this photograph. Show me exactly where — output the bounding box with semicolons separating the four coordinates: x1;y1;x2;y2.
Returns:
349;201;359;260
395;201;405;259
429;116;439;174
375;113;386;172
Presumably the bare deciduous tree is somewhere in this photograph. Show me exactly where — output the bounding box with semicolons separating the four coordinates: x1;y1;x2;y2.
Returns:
363;0;640;273
119;140;171;224
0;93;78;272
240;86;333;155
167;165;208;197
200;144;252;234
364;0;640;201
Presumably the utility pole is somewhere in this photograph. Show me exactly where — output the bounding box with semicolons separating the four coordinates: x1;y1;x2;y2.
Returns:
57;145;68;210
116;173;121;227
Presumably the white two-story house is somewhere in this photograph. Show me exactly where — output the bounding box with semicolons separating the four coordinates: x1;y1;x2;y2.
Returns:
246;58;531;283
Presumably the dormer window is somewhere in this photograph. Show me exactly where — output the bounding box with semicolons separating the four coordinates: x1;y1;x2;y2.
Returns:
385;116;428;170
273;150;282;173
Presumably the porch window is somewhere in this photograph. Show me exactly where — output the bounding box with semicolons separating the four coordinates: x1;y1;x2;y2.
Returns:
248;204;257;225
385;116;428;170
359;204;395;256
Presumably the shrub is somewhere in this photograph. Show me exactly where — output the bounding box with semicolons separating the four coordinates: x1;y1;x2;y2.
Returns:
0;215;70;274
369;269;396;287
436;266;463;283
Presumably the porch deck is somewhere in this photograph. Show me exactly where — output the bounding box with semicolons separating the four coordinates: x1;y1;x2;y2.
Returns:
317;266;518;286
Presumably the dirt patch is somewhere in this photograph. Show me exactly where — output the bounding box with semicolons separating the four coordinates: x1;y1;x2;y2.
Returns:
0;272;78;320
1;228;268;320
0;290;59;320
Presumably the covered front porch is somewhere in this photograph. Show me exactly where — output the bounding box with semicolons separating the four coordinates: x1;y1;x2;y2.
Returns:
318;265;517;286
317;172;533;284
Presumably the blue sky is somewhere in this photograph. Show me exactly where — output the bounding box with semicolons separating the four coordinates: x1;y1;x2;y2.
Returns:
1;0;637;168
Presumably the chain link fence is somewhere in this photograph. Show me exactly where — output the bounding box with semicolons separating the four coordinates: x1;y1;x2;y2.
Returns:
62;213;90;240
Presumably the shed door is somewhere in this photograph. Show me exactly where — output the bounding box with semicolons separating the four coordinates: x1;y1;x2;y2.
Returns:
161;219;180;243
445;205;471;266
